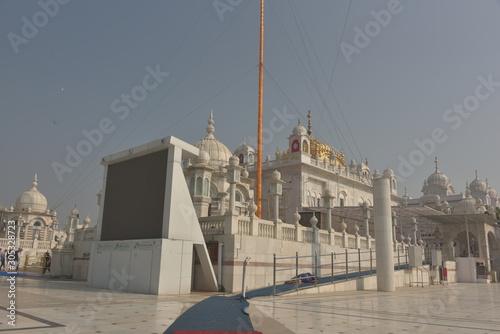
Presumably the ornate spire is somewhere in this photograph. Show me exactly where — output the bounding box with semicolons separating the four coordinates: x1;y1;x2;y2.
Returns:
307;110;312;135
465;181;471;197
32;174;38;188
243;137;247;145
475;169;479;180
206;110;215;137
434;157;439;172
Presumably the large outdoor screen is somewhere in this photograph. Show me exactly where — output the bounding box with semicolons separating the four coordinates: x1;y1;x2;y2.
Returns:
100;149;168;241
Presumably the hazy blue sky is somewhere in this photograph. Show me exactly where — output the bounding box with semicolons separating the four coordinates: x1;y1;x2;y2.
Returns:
1;0;499;225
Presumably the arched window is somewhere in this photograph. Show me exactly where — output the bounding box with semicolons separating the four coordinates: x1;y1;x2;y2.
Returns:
340;198;345;207
239;153;244;163
312;192;317;207
195;176;202;195
235;191;242;202
302;140;309;153
317;193;322;207
203;178;209;196
189;178;195;196
34;221;42;227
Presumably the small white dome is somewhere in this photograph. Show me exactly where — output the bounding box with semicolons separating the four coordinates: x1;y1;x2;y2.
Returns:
292;120;307;135
454;183;478;214
15;175;48;213
489;188;497;199
470;170;487;192
242;168;249;178
195;147;211;165
71;206;79;216
229;155;239;166
271;170;281;180
84;214;91;225
383;167;394;177
234;137;255;155
195;112;233;169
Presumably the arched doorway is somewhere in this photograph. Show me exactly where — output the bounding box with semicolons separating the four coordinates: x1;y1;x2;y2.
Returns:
488;232;500;271
456;231;478;257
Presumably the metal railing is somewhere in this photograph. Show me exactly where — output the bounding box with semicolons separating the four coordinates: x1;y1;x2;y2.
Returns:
272;249;377;295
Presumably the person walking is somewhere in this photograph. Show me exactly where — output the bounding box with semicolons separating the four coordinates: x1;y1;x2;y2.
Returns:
14;248;23;271
0;248;5;271
43;251;51;274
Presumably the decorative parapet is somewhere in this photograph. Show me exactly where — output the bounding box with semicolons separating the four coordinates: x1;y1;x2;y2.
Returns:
199;214;377;250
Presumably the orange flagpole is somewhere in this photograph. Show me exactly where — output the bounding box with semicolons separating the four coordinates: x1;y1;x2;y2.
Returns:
256;0;264;218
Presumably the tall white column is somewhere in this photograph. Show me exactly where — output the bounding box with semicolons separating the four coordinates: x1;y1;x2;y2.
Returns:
228;183;236;214
373;173;395;292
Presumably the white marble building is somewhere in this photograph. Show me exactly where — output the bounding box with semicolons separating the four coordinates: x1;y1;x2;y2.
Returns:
186;112;400;225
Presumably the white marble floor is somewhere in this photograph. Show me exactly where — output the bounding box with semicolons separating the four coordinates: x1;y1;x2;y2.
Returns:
1;276;499;334
250;283;500;334
0;277;210;334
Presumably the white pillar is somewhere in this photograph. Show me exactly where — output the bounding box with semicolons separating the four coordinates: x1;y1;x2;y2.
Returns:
411;218;418;246
373;173;395;292
229;183;236;214
273;194;279;222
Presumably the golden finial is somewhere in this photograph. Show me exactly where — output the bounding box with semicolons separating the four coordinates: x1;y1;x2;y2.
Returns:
307;110;312;135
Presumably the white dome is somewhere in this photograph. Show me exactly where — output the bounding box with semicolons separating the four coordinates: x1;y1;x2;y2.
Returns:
234;137;255;156
427;171;449;187
383;167;394;177
292;120;307;135
15;175;48;213
426;157;449;187
195;112;232;169
470;170;487;192
195;147;211;165
71;206;79;216
454;183;478;214
489;188;497;199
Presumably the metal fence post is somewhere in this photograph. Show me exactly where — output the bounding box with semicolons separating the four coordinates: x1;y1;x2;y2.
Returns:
398;246;401;270
345;248;348;281
273;253;276;296
358;249;361;277
295;252;299;291
314;251;318;287
370;248;373;275
331;252;334;283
